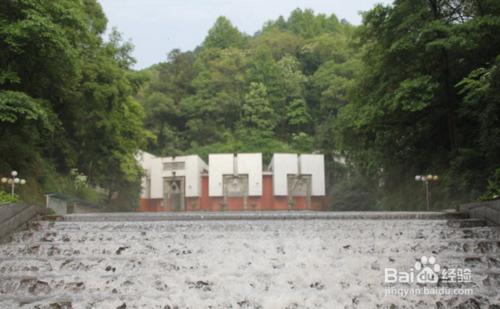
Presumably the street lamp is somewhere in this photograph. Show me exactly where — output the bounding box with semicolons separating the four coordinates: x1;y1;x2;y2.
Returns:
1;171;26;196
415;174;439;210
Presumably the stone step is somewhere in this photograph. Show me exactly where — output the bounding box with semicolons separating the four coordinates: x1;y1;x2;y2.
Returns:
1;218;499;308
60;211;466;222
1;240;499;260
447;219;488;228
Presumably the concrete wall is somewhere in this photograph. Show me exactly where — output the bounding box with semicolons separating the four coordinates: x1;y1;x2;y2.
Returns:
236;153;262;196
138;151;207;199
137;151;162;199
209;153;263;197
138;152;327;212
46;196;68;215
269;153;325;197
460;200;500;226
0;204;42;241
197;157;209;197
209;154;235;197
138;174;328;212
199;175;325;211
300;154;325;196
269;154;298;196
161;155;206;197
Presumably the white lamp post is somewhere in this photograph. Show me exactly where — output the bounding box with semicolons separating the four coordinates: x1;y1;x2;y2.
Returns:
415;174;439;210
1;171;26;196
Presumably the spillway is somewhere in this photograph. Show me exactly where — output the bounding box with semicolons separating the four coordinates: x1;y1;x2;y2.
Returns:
0;214;499;308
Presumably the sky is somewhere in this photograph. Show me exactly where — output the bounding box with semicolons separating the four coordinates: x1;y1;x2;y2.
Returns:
99;0;392;69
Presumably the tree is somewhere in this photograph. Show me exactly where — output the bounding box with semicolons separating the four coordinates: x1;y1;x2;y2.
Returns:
335;0;500;208
132;4;500;210
275;56;310;135
143;92;181;154
203;16;247;49
250;28;303;60
0;0;149;210
264;9;343;39
242;82;276;136
138;11;359;205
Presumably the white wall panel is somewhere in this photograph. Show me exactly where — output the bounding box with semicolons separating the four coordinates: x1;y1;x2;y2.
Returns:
137;151;163;198
137;151;154;198
137;152;207;198
161;155;207;197
209;154;234;196
139;151;324;199
299;154;325;196
270;154;298;196
237;153;262;196
149;156;164;199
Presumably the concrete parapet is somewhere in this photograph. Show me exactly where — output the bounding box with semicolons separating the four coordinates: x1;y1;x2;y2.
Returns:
62;211;464;222
460;200;500;226
0;204;43;241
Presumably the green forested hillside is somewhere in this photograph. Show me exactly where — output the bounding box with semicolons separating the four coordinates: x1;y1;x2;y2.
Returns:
139;12;356;159
1;1;499;210
335;1;500;209
0;0;148;209
139;3;500;210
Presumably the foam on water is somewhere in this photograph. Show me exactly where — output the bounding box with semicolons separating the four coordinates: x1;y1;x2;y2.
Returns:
0;219;499;308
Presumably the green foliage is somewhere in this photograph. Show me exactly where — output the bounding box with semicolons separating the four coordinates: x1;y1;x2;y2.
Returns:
242;82;276;135
480;168;500;201
334;0;500;209
47;170;106;206
140;7;500;210
392;76;438;112
264;9;345;39
2;2;495;211
291;132;314;153
250;29;303;60
203;17;247;49
0;190;20;204
0;0;148;210
330;176;379;211
189;131;293;165
139;10;355;169
0;91;51;126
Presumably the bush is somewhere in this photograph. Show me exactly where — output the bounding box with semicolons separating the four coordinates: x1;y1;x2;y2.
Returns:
330;176;379;211
42;165;106;206
480;168;500;201
0;190;20;204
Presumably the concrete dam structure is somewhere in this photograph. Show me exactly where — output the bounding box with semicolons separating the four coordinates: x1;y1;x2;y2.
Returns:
0;211;499;308
137;152;327;212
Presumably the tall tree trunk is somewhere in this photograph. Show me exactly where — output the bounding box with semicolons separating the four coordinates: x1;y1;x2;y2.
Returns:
442;49;458;152
427;0;458;152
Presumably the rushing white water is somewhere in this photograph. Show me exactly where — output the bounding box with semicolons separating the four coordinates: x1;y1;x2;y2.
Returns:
0;219;499;308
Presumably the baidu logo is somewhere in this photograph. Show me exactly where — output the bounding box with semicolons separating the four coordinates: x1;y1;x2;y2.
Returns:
414;256;440;284
385;255;471;284
385;255;442;284
384;256;474;296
